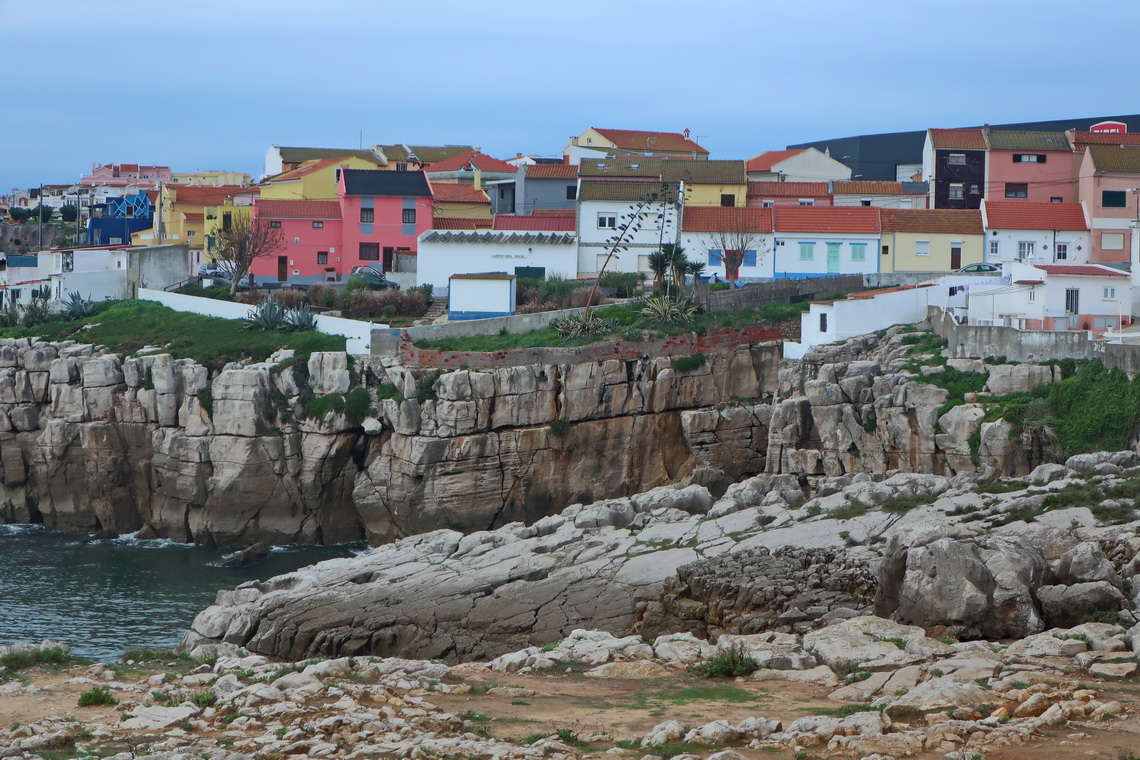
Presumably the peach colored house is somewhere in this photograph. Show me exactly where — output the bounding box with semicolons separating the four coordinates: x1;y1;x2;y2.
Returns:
746;181;832;207
1077;146;1140;265
983;130;1075;203
249;199;342;280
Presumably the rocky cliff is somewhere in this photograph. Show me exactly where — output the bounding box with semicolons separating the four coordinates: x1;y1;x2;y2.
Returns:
0;337;782;545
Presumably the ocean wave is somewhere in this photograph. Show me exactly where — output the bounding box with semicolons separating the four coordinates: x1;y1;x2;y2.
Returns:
0;523;45;536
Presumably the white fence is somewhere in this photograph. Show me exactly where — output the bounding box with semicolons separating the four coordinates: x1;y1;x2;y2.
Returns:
138;289;381;355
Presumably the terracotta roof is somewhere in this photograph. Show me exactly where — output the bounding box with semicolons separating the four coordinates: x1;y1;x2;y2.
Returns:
1014;280;1045;285
772;206;880;234
682;207;773;233
532;209;576;217
929;128;987;150
450;272;515;280
747;181;830;198
182;212;204;222
493;215;575;231
1036;264;1128;278
119;163;139;172
430;183;489;204
880;208;982;235
432;217;492;230
524;164;577;179
375;144;477;164
256;200;341;220
833;180;910;196
425;150;517;174
746;149;807;172
144;190;159;202
578;180;681;202
1070;131;1140;147
985;131;1071;152
590;128;708;155
1087;146;1140;174
579;158;745;185
984;201;1087;231
171;185;243;206
264;156;356;183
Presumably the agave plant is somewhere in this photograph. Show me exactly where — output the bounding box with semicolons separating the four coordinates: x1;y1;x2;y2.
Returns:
554;311;610;339
244;297;286;330
284;303;317;331
639;295;698;326
63;291;95;319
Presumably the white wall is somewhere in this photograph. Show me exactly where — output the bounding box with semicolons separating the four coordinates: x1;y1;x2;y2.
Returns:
769;149;852;183
771;234;880;278
138;289;379;354
56;270;128;302
677;231;775;279
784;285;934;359
417;235;577;290
449;278;515;315
578;198;679;275
985;228;1090;265
833;194;924;209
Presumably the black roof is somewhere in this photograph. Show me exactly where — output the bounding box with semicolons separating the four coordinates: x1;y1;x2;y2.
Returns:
342;169;432;197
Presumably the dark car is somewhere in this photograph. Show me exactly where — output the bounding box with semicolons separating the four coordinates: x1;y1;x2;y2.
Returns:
349;265;400;290
957;263;1002;274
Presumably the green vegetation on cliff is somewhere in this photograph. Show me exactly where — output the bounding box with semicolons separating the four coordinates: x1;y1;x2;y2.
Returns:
0;300;344;371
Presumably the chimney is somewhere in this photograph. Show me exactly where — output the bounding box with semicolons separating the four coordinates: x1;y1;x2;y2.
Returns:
683;128;691;140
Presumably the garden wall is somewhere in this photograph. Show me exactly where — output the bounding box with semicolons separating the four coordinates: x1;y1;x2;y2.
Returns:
370;304;593;355
703;274;863;313
396;324;784;370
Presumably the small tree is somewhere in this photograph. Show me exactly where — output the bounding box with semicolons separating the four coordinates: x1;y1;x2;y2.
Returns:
30;205;53;223
703;213;768;283
213;215;286;296
8;207;31;223
60;204;79;223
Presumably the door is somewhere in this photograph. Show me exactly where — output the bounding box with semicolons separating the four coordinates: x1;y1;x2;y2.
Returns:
1065;287;1080;329
950;246;962;270
277;255;288;282
826;243;840;274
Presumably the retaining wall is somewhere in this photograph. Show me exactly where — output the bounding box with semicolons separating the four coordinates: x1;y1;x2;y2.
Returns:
704;274;863;312
370;304;594;355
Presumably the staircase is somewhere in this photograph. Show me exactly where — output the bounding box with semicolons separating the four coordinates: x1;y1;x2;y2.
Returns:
418;296;448;324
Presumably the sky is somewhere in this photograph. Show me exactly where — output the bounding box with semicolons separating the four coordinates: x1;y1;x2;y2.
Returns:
1;0;1136;191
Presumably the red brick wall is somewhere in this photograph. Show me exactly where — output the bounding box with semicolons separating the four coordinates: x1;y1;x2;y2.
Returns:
398;325;784;370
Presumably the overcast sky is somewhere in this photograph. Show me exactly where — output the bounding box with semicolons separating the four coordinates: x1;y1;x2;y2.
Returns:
1;0;1134;191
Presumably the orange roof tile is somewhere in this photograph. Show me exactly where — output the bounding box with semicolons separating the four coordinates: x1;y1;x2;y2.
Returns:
1036;264;1127;277
747;181;830;198
532;209;576;217
591;128;708;154
880;209;982;235
430;183;489;204
432;217;492;230
256;200;341;220
772;206;880;234
264;156;357;183
984;201;1087;231
182;212;204;222
833;180;913;196
682;206;773;233
525;163;578;179
746;149;806;172
1070;131;1140;147
929;128;987;150
425;150;518;174
493;215;575;231
171;185;243;206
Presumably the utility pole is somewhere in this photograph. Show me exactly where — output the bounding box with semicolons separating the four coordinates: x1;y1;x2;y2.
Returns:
37;184;43;249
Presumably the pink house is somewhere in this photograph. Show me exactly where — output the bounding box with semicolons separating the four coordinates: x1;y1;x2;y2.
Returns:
250;199;342;280
338;168;434;273
983;130;1075;203
1077;146;1140;265
746;181;833;207
81;163;171;189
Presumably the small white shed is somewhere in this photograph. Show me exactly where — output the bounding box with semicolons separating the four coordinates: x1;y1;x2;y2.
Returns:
448;272;517;320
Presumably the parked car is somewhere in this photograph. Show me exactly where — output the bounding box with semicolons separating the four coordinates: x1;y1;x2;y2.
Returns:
957;263;1001;274
349;265;400;290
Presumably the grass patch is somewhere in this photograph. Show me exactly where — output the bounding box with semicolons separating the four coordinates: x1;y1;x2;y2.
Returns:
77;686;117;707
0;300;344;374
670;353;707;373
302;393;345;420
0;646;72;674
693;646;759;678
975;479;1029;494
641;741;716;758
879;494;936;515
811;703;881;717
827;500;869;520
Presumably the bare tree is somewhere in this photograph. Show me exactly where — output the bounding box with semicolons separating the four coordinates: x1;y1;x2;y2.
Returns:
213;215;286;296
702;213;768;283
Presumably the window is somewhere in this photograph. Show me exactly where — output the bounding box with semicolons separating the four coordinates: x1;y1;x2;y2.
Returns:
990;241;1000;257
761;200;774;208
742;249;757;267
1055;243;1068;260
1051;197;1063;203
222;211;232;230
360;208;374;223
1105;287;1117;299
799;242;815;261
947;153;966;165
565;185;577;200
948;183;964;200
860;199;872;207
187;230;196;237
708;249;722;266
597;213;617;229
881;244;890;257
312;221;324;229
1018;241;1035;259
395;162;408;172
915;240;929;256
1065;287;1080;314
1028;289;1036;302
359;243;380;261
1103;232;1125;250
269;220;281;228
720;194;735;207
798;199;814;206
335;169;341;183
1014;154;1046;163
1103;190;1128;208
402;208;416;224
819;313;828;333
1005;183;1028;199
317;251;328;265
969;184;980;195
851;243;866;261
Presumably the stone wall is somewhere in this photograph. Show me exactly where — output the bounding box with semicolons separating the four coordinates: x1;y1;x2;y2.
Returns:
703;274;863;313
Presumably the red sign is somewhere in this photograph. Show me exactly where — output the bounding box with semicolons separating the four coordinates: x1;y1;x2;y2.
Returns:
1090;121;1128;134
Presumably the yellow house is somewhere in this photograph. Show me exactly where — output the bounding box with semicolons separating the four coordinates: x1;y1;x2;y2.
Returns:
577;158;747;208
431;182;491;220
200;202;252;261
879;209;984;273
132;184;243;252
260;155;380;201
564;127;709;161
169;170;252;186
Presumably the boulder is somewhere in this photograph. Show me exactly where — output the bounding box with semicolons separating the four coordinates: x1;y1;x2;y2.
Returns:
1037;582;1128;628
1055;542;1122;588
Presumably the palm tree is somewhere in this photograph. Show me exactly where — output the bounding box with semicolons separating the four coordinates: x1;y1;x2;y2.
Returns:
647;251;670;295
684;259;706;294
661;243;687;296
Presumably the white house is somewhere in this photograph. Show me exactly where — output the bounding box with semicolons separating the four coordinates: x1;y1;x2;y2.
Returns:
448;273;517;320
981;200;1091;266
417;229;578;294
746;148;852;183
770;206;881;279
576;180;681;277
831;180;929;209
784;285;935;360
678;207;774;281
967;261;1130;334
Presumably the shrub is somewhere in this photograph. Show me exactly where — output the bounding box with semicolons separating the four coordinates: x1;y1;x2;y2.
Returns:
598;271;640;298
569;287;605;308
670;353;707;373
77;686;118;707
549;419;570;437
63;291;95;319
553;311;610;339
0;646;71;672
344;386;376;424
303;393;346;420
271;289;306;309
640;296;697;326
244;298;287;330
197;388;213;418
284;304;317;331
235;289;265;305
694;645;759;678
306;284;337;309
187;691;217;708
